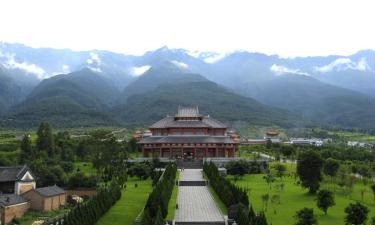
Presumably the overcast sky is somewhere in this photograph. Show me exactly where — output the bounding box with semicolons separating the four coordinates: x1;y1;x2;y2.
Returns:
1;0;374;57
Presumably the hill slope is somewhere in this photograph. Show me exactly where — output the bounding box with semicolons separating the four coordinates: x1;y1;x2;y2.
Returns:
250;75;375;128
4;69;119;128
115;81;303;128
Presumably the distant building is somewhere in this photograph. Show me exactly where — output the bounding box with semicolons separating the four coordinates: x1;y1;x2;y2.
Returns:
0;194;30;225
347;141;373;148
22;186;66;211
264;130;280;143
0;165;36;195
140;106;236;159
289;138;323;146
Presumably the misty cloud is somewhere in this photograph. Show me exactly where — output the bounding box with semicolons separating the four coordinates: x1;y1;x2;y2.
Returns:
270;64;309;76
315;57;371;73
130;65;151;76
171;60;188;69
86;52;102;73
0;52;47;79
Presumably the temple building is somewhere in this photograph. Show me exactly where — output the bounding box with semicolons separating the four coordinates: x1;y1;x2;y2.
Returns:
140;107;236;159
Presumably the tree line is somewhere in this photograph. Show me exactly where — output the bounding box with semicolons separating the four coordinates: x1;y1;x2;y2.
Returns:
141;163;177;225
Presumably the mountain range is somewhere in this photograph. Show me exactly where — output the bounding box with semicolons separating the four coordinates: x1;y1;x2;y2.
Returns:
1;42;375;129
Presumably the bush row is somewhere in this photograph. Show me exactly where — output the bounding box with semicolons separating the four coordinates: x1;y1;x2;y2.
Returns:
141;163;177;225
204;162;249;207
46;183;121;225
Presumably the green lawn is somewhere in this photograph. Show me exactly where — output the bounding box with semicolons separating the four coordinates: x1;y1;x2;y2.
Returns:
73;161;96;175
166;170;180;220
228;174;375;225
96;178;152;225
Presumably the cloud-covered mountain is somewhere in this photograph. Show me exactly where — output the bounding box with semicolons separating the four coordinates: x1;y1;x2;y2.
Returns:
1;42;375;129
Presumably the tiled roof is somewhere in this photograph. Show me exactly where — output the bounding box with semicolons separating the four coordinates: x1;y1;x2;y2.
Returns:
0;194;28;207
0;165;31;182
34;186;65;197
176;106;200;117
150;116;227;129
139;135;235;144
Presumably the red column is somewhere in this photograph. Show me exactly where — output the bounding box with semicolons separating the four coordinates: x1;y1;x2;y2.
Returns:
159;147;162;158
141;145;145;157
205;148;208;158
181;147;184;159
215;147;219;158
194;147;197;159
169;147;172;159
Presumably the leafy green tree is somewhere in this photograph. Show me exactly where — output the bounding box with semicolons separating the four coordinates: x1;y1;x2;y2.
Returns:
226;160;250;177
236;207;250;225
294;208;318;225
128;137;139;152
256;212;268;225
323;158;340;177
316;189;335;215
20;134;33;163
371;184;375;201
36;122;55;157
297;150;323;194
345;202;369;225
273;163;287;179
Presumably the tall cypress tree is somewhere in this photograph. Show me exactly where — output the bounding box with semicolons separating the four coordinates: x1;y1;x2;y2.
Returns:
36;122;55;157
20;134;33;163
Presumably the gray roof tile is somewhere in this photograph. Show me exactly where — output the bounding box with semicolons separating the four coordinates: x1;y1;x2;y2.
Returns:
140;135;235;144
0;165;31;182
34;186;65;197
0;194;28;207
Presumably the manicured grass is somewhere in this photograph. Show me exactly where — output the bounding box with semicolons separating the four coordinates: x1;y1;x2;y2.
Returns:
96;178;152;225
73;161;96;175
228;174;375;225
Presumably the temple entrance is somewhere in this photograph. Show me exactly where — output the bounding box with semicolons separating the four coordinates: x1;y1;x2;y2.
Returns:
183;149;194;160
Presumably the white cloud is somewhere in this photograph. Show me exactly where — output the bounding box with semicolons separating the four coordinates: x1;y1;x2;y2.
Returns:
270;64;309;76
1;52;47;79
52;64;71;76
203;53;227;64
314;57;372;73
171;60;188;69
130;65;151;76
86;52;102;73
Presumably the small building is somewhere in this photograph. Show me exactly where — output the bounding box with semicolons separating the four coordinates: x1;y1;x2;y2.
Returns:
22;186;66;211
0;165;36;195
0;194;30;225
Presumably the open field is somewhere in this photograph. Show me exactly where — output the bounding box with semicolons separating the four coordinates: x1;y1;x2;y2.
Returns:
228;174;375;225
327;131;375;142
96;178;152;225
73;161;96;175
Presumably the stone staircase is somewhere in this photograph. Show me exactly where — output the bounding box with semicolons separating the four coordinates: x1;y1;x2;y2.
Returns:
178;180;207;186
178;160;203;169
175;222;225;225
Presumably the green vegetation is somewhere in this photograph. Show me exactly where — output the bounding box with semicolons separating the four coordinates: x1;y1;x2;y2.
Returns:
228;174;375;225
208;185;228;215
141;164;177;224
166;170;180;221
96;178;152;225
19;210;67;225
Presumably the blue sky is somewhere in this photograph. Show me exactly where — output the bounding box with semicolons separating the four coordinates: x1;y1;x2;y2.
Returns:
1;0;374;57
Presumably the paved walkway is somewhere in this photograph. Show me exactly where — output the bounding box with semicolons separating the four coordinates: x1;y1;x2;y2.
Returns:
179;169;205;181
175;169;224;222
